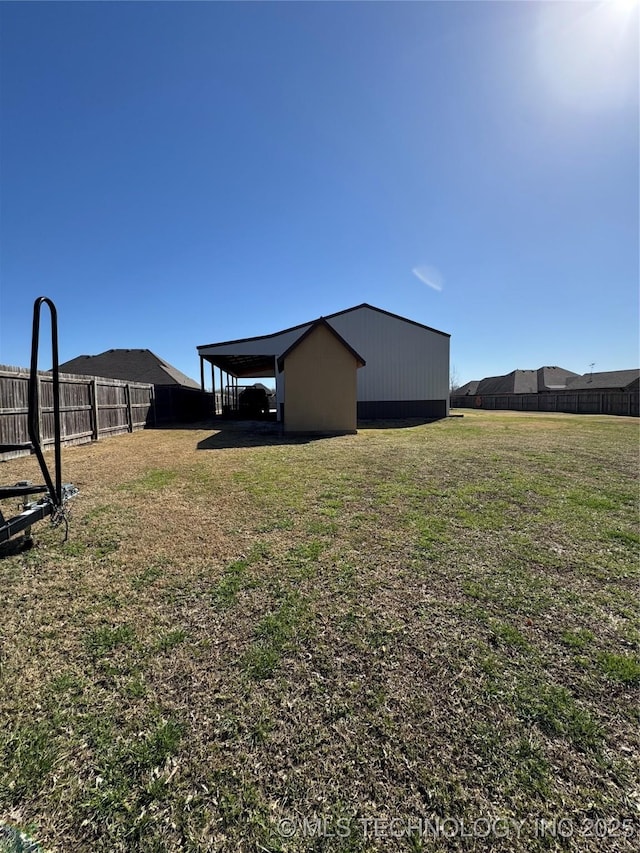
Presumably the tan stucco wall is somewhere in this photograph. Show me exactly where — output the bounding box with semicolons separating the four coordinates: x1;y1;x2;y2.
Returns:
283;324;359;433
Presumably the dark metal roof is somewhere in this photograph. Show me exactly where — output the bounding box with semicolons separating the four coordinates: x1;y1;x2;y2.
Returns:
197;303;450;350
205;354;276;378
276;318;366;372
58;349;200;388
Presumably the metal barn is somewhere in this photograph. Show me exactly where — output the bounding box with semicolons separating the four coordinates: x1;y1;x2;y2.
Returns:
197;303;450;425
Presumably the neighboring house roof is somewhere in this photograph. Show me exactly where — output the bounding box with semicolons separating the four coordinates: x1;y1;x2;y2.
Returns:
469;366;638;395
276;318;366;372
248;382;275;394
476;370;539;395
564;369;639;391
58;349;200;388
537;366;579;391
453;381;480;396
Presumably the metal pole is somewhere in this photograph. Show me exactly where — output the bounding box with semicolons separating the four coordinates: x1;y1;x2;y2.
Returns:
29;297;61;507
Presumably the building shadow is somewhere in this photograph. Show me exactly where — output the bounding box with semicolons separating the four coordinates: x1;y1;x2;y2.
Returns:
195;417;446;450
357;417;445;430
196;420;325;450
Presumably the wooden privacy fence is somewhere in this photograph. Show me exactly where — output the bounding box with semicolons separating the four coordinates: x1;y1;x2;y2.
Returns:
0;365;154;460
451;391;639;417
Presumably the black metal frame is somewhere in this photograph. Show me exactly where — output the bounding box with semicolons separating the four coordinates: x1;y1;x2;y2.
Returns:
29;297;63;505
0;297;78;546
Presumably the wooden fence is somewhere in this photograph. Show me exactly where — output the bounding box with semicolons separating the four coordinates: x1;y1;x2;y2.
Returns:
0;365;154;460
451;390;639;417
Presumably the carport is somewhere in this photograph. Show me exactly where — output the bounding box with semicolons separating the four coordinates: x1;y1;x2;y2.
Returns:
198;352;276;416
198;320;315;420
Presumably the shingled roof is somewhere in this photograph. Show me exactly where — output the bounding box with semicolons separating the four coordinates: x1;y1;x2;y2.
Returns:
537;366;579;390
565;370;639;391
476;370;539;395
467;366;638;395
59;349;200;388
453;380;480;396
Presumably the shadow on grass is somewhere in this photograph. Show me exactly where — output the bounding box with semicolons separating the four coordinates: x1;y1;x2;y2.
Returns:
197;421;322;450
195;417;446;449
358;417;446;430
0;536;33;559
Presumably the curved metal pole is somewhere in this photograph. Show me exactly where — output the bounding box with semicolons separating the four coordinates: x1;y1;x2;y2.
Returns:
28;297;62;507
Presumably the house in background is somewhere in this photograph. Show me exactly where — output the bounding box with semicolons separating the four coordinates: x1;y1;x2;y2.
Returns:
452;366;639;416
453;380;480;397
475;366;579;395
59;349;200;389
58;349;206;423
564;370;639;393
536;366;581;391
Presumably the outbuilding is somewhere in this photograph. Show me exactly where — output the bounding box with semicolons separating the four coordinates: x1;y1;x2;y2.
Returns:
197;303;450;429
277;318;365;434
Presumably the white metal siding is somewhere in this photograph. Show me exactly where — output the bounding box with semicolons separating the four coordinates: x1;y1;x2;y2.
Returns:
199;306;449;405
328;307;449;401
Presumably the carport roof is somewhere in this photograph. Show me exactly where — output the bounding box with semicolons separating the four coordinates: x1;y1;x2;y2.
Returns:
205;354;276;378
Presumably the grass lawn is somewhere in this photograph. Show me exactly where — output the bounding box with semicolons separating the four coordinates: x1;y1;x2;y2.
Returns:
0;410;638;852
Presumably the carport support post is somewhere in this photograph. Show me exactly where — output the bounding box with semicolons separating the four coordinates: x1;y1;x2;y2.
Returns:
200;356;205;392
274;356;280;421
219;367;223;412
211;363;216;413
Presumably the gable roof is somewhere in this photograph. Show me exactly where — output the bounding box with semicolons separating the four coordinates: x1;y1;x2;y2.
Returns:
197;302;449;351
58;349;200;388
276;318;366;372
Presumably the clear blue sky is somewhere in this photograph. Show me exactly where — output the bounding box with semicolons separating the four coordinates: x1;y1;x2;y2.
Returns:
1;0;638;387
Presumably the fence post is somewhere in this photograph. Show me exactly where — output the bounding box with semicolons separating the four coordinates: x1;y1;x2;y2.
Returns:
126;383;133;432
91;379;99;440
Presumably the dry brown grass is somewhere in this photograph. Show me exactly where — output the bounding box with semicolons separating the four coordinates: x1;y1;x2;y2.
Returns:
1;412;638;852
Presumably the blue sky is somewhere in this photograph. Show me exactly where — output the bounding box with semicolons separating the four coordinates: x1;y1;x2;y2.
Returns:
1;0;638;387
